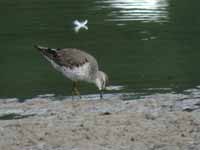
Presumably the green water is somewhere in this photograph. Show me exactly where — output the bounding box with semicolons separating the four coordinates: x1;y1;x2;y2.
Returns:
1;0;200;99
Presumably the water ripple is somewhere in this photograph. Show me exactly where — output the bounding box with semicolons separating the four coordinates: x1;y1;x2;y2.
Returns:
96;0;169;23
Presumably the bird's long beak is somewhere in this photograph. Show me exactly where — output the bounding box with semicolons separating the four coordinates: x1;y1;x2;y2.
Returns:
100;90;103;99
34;45;47;51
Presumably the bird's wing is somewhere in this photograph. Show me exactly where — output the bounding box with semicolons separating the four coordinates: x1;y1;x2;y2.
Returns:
54;48;91;69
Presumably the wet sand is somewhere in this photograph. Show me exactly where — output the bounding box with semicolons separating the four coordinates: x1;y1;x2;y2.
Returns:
0;95;200;150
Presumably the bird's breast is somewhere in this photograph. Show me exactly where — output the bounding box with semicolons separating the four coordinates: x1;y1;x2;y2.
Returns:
60;63;93;82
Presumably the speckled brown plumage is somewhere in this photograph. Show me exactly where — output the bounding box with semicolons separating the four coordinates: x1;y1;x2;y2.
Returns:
36;46;99;80
35;45;108;99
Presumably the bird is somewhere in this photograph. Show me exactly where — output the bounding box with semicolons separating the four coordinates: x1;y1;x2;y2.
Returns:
73;19;88;33
35;45;108;99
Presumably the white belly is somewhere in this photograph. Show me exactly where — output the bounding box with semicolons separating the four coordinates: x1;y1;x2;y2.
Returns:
60;63;91;82
45;56;92;82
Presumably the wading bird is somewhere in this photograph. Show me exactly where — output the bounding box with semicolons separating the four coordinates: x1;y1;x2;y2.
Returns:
35;45;108;99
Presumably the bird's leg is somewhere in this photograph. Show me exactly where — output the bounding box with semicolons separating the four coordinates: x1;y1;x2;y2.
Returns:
100;90;103;99
72;81;76;100
74;81;82;99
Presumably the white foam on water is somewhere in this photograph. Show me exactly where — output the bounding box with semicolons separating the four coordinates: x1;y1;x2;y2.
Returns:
105;85;125;91
37;93;55;98
1;85;200;103
146;87;172;91
0;98;18;103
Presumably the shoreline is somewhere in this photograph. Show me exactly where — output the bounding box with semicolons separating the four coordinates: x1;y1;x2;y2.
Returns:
0;95;200;150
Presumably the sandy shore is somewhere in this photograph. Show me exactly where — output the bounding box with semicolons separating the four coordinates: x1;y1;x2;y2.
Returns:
0;94;200;150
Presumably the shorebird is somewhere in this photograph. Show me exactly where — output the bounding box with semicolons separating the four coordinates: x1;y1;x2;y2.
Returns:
35;45;108;99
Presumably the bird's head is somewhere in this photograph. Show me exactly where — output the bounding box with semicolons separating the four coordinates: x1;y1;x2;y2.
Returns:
95;71;108;99
34;45;58;60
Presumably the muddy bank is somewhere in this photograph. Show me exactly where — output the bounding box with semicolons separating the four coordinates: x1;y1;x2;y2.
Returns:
0;93;200;150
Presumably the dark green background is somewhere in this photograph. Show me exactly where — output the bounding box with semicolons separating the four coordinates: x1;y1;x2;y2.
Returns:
1;0;200;98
